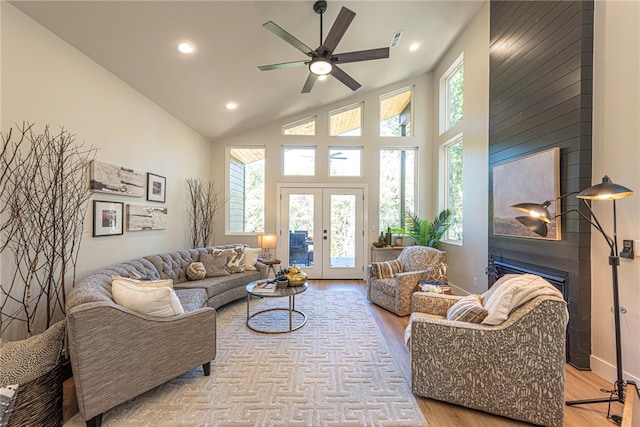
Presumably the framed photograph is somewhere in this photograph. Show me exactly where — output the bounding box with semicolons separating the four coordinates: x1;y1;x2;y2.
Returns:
93;200;124;237
147;173;166;203
492;147;561;240
90;160;145;197
126;205;168;231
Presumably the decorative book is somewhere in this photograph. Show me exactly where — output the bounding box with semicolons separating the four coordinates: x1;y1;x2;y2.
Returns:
252;281;277;293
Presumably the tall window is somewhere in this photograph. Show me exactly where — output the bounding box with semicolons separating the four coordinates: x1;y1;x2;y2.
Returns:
379;148;416;232
380;86;413;137
440;53;464;133
282;116;316;136
441;136;463;242
283;147;315;176
228;147;265;233
329;103;363;136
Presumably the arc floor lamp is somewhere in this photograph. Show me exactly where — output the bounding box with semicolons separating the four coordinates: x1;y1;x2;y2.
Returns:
512;175;634;424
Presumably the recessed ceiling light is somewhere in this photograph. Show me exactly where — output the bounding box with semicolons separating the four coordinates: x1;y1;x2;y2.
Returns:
178;42;195;54
409;42;421;51
318;75;328;81
226;102;238;110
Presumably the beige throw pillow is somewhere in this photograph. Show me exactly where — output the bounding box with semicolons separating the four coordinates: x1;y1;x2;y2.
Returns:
200;252;231;277
244;247;262;271
111;275;173;288
112;281;184;317
186;262;206;280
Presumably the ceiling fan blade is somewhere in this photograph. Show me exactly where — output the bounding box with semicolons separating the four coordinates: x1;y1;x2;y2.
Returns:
333;47;390;64
301;73;318;93
330;65;361;91
258;60;308;71
263;21;315;56
318;7;356;56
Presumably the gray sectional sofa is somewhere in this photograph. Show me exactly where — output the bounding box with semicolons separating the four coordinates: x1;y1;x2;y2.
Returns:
66;245;268;427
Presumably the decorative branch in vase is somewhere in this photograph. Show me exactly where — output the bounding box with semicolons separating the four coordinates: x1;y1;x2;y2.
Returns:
186;178;227;248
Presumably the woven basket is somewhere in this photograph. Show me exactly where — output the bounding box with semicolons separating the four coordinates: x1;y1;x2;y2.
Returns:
8;361;63;427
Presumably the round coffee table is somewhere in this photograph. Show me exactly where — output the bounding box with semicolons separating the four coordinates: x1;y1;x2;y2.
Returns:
246;281;308;334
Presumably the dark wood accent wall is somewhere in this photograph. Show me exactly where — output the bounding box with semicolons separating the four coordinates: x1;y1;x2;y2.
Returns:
488;0;594;369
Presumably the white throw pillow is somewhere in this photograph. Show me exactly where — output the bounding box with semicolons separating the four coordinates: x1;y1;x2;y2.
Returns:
111;275;173;288
112;280;184;317
244;247;262;271
482;281;520;325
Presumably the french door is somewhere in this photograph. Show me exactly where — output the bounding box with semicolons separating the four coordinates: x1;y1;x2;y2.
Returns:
278;186;365;279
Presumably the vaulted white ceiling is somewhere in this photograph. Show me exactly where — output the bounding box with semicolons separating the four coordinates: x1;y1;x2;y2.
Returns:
11;1;483;141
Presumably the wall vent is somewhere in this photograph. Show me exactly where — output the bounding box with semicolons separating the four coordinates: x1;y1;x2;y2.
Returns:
390;31;403;48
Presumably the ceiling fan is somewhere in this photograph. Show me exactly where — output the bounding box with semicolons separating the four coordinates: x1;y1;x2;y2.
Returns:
258;0;390;93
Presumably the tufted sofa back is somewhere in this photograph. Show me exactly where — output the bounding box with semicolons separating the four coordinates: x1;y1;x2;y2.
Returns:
66;245;244;311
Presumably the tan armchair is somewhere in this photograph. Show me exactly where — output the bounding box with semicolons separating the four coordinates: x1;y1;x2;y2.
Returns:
408;282;569;427
366;246;446;316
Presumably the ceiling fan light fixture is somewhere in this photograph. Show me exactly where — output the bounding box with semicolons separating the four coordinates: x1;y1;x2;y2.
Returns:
318;75;328;81
309;57;333;76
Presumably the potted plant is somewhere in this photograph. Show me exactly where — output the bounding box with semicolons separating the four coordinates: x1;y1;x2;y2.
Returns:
394;209;453;249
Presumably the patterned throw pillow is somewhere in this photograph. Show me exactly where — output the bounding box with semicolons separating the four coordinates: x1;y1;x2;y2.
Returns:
186;262;206;280
0;320;65;385
447;294;488;323
371;259;403;279
200;252;231;278
212;247;246;273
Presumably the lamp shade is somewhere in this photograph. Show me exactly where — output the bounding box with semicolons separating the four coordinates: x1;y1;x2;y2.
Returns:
258;234;277;249
577;175;634;200
510;201;552;223
309;57;332;75
515;216;549;237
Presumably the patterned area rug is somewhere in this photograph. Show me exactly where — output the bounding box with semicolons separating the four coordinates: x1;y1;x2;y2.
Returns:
65;289;427;426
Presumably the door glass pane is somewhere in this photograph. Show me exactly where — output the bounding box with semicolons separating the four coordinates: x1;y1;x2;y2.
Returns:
330;194;355;268
288;194;314;266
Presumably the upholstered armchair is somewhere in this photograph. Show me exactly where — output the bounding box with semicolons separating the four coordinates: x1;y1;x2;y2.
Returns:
366;246;446;316
408;274;569;427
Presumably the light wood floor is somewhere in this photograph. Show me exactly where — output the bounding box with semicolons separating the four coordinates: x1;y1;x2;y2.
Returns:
64;280;624;426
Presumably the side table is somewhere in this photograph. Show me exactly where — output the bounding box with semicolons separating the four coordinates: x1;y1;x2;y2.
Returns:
259;259;281;278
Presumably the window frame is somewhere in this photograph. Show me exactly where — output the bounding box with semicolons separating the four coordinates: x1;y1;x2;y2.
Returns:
282;146;316;176
328;102;364;137
379;85;414;137
282;116;316;136
328;146;363;177
225;145;266;235
439;134;463;245
439;53;464;135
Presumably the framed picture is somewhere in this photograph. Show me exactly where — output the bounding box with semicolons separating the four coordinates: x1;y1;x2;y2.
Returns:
126;205;168;231
90;160;145;197
492;147;561;240
147;173;166;203
93;201;124;237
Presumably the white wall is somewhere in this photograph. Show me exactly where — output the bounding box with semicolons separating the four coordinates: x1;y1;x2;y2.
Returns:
211;74;434;254
432;2;490;294
591;0;640;384
1;4;211;338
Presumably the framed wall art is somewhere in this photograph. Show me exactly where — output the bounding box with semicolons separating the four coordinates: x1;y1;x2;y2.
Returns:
93;200;124;237
492;147;561;240
126;205;168;231
90;160;145;197
147;172;166;203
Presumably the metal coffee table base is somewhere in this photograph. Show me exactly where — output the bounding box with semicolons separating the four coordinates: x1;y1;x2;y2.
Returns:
246;294;307;334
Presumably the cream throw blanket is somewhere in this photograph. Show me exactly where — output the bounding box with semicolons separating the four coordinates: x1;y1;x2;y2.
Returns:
482;273;564;325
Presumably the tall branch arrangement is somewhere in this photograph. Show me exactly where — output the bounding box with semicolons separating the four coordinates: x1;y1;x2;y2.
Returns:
0;123;97;337
186;178;226;248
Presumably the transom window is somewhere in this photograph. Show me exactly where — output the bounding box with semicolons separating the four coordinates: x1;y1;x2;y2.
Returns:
380;86;413;137
283;147;315;176
282;116;316;136
329;103;363;136
329;147;362;177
